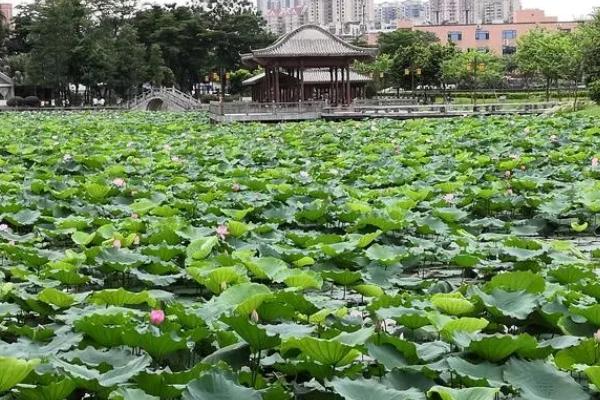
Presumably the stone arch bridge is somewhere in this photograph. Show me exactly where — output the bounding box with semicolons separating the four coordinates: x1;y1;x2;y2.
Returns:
128;87;205;111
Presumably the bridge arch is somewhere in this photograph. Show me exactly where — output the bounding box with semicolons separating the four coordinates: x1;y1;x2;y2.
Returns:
146;98;165;111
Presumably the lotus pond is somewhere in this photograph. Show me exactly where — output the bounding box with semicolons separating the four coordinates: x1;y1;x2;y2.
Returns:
1;112;600;399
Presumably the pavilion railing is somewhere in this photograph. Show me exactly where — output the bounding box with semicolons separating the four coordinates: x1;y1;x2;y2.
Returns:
208;101;326;116
348;101;564;115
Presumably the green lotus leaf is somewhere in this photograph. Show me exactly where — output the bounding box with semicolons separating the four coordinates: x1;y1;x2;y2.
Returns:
377;306;431;329
121;328;188;359
226;220;250;237
281;269;323;290
330;377;424;400
109;388;159;400
182;371;261;400
570;304;600;326
469;287;540;320
221;315;281;351
432;207;468;223
37;287;76;308
431;293;475;316
503;358;589;400
427;386;499;400
96;248;148;271
571;220;589;233
441;317;489;341
487;270;545;293
555;339;600;370
282;336;361;367
16;377;77;400
467;334;538;362
88;288;156;307
584;366;600;389
214;283;273;316
353;284;384;298
0;357;40;392
186;237;219;261
83;182;112;202
188;266;248;294
4;209;41;226
71;231;96;246
445;356;505;387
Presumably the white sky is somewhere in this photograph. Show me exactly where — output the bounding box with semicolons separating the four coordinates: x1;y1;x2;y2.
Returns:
3;0;599;20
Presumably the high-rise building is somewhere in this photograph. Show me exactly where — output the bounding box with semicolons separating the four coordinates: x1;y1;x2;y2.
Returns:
427;0;521;25
474;0;521;23
260;0;374;36
374;2;401;29
428;0;476;24
374;0;429;29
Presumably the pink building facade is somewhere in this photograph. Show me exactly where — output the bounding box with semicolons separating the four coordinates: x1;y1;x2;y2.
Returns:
0;3;12;23
366;9;581;55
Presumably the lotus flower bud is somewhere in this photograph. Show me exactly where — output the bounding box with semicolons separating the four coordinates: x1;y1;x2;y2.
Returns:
232;183;241;192
593;158;599;168
112;239;122;249
150;309;165;326
594;329;600;343
112;178;126;188
250;309;259;323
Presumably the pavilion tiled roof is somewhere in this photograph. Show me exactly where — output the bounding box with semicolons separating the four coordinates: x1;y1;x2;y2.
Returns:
243;68;372;86
248;25;377;58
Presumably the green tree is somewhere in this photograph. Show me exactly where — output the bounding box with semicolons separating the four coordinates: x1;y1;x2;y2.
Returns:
443;50;505;105
25;0;91;104
109;23;146;99
515;28;575;101
202;0;275;94
228;69;253;95
378;29;438;56
577;9;600;81
146;43;168;87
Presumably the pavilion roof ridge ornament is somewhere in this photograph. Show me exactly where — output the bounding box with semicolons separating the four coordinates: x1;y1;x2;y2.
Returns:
245;24;377;59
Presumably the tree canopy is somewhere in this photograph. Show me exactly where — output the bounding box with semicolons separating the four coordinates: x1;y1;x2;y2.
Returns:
3;0;274;103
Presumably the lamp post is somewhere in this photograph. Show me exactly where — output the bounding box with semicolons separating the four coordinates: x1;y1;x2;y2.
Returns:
405;66;422;101
466;55;485;109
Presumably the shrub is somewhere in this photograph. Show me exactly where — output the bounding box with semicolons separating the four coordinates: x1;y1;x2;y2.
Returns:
24;96;41;108
7;96;24;107
590;80;600;105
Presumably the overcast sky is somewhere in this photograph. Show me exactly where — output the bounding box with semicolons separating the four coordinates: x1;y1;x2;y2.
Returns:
4;0;599;20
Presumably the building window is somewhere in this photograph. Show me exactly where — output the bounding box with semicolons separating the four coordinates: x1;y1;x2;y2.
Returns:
502;46;517;55
477;47;490;53
502;30;517;40
475;31;490;40
448;31;462;41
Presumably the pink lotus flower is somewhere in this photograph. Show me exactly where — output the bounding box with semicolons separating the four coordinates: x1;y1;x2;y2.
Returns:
593;157;599;168
521;165;526;171
507;188;514;196
594;329;600;343
232;183;241;192
0;224;8;232
8;240;15;246
63;154;72;162
505;170;512;178
216;225;229;240
150;309;165;326
442;193;455;204
112;178;126;188
131;213;139;219
133;235;140;245
550;135;558;142
112;239;122;249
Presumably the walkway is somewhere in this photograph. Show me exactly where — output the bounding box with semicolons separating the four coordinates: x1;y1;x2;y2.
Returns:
208;100;566;123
